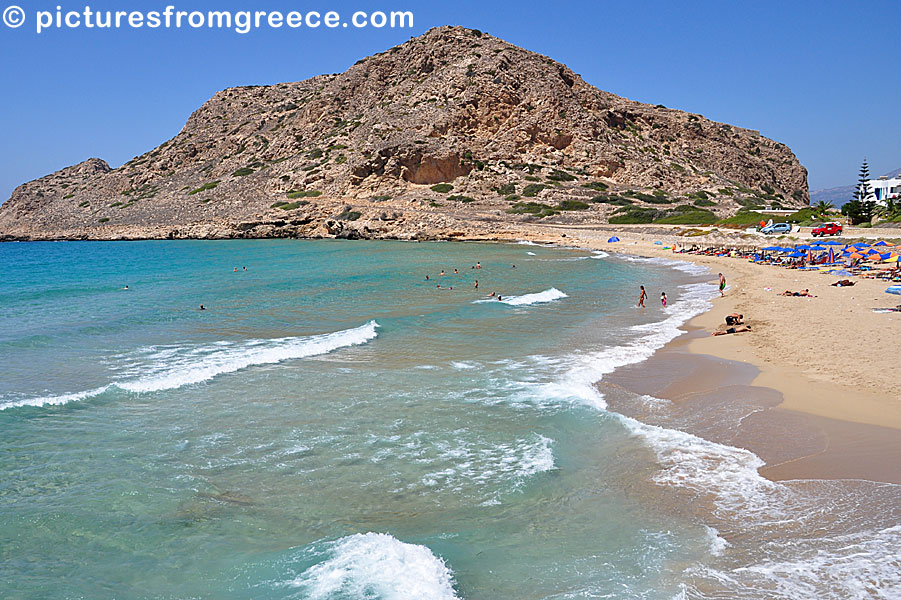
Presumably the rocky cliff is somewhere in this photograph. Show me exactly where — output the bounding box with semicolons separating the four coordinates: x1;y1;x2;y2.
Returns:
0;26;808;241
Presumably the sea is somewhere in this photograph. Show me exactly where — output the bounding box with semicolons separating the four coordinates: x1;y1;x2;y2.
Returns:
1;239;898;599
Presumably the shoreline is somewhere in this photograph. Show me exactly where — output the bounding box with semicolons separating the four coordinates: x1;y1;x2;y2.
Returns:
540;227;900;485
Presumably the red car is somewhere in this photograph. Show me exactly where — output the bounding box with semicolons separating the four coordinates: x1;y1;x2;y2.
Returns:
811;222;842;237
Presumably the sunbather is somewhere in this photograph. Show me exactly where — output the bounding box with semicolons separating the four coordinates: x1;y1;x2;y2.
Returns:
830;279;855;287
712;325;752;336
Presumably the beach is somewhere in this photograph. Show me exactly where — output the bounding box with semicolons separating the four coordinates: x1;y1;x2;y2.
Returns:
522;224;901;485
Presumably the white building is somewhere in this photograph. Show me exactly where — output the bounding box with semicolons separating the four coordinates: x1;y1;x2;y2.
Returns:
866;175;901;205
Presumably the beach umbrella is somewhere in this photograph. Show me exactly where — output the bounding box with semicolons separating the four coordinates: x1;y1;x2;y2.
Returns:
883;254;901;263
852;242;871;248
886;285;901;296
873;241;889;246
607;236;620;243
787;251;806;258
821;240;844;246
795;245;811;250
808;245;827;251
848;252;865;260
827;247;836;264
762;246;782;251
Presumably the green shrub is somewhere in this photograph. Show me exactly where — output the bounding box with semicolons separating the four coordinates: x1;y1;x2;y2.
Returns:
98;217;110;223
524;175;541;182
278;201;308;210
448;195;475;203
370;195;391;202
188;181;220;195
287;190;321;199
430;183;453;193
693;198;717;207
505;194;521;202
232;167;255;177
558;199;590;211
608;207;659;224
582;181;609;191
507;202;558;218
522;183;547;197
308;148;323;159
336;209;362;221
654;206;717;224
494;183;516;196
592;195;633;205
547;169;576;182
63;193;74;199
78;201;90;208
670;162;686;173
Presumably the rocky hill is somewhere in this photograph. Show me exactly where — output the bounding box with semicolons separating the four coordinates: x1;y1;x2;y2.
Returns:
0;26;808;241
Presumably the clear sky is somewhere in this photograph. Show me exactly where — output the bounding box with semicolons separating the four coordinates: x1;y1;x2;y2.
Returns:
1;0;898;204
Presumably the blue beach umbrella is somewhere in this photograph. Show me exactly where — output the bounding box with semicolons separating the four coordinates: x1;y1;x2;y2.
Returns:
762;246;782;251
886;285;901;296
852;243;871;248
787;251;806;258
607;236;620;243
821;240;844;246
808;246;827;251
873;241;889;246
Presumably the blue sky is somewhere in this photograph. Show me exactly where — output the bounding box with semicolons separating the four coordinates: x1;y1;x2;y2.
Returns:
1;0;898;203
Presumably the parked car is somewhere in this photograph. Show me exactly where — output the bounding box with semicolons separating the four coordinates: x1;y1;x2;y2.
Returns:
811;222;842;236
761;223;792;235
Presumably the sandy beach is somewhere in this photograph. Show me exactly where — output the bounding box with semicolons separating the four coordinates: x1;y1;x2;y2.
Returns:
503;224;901;484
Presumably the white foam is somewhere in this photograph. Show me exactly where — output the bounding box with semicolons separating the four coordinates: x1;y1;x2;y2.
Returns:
729;525;901;599
704;526;731;557
287;533;460;600
1;321;379;410
617;413;774;509
0;385;112;410
532;281;715;410
590;251;610;259
526;251;537;255
616;254;710;276
501;288;568;306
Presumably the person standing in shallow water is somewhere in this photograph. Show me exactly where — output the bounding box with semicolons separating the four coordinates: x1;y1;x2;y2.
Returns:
719;273;726;297
661;292;667;308
638;285;647;308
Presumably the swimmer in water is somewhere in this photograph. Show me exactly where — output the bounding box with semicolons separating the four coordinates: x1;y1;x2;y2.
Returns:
474;280;479;289
453;268;458;274
122;285;129;290
440;270;445;276
476;262;481;269
199;304;206;310
487;292;496;297
425;275;429;281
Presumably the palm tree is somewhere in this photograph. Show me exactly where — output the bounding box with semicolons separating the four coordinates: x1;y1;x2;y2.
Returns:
813;200;834;216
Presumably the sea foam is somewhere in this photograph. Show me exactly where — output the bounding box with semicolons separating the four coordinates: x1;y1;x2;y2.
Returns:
473;287;568;306
0;321;379;410
287;533;460;600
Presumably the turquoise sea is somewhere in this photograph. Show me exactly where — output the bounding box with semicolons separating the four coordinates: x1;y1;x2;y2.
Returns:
1;240;898;599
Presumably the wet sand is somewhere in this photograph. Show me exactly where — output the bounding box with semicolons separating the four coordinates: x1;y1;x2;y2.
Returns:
603;321;901;485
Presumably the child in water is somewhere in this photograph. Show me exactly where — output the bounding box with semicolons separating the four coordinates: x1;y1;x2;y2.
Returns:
660;292;667;308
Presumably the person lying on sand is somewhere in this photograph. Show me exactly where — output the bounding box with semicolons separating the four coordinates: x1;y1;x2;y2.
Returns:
712;325;751;336
780;289;816;297
725;313;743;326
831;279;855;287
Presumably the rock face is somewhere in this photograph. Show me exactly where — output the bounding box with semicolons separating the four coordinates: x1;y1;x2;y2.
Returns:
0;26;808;241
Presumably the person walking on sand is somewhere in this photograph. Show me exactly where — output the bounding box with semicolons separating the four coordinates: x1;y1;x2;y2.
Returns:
661;292;667;308
718;273;726;297
638;285;647;308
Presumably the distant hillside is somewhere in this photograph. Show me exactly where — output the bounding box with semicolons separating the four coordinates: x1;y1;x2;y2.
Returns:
811;167;901;207
0;26;809;241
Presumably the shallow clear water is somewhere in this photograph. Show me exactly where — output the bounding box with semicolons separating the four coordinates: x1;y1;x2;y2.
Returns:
1;240;898;599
